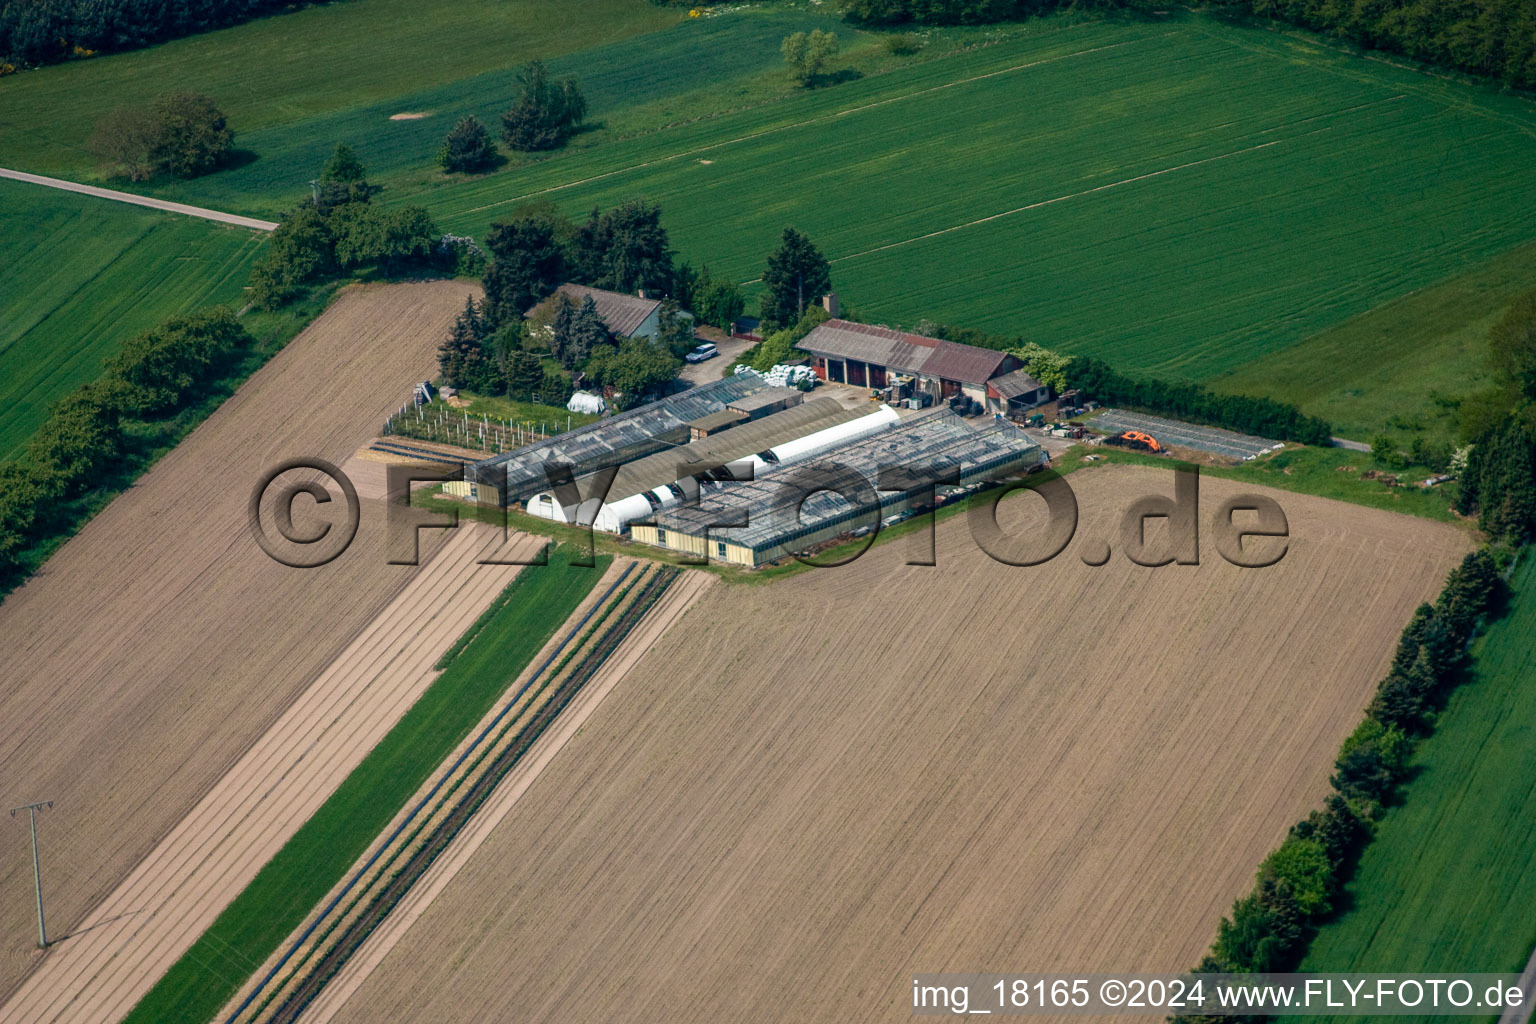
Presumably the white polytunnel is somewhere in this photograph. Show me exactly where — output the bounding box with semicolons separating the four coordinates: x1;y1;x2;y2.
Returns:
761;404;900;465
594;485;686;533
589;406;903;533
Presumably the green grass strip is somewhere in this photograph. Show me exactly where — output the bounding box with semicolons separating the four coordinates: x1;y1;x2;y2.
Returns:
431;543;553;670
122;544;610;1024
1297;554;1536;1017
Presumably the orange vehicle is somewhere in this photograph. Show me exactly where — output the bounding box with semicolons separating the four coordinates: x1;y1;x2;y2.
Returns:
1110;430;1162;452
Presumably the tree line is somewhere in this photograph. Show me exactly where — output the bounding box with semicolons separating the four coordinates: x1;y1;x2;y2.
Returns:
838;0;1085;25
0;0;332;69
1218;0;1536;91
1065;356;1335;445
1169;549;1505;1005
1454;288;1536;544
0;309;251;581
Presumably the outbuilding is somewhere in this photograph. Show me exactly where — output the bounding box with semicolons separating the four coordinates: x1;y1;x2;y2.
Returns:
987;369;1051;416
797;319;1023;407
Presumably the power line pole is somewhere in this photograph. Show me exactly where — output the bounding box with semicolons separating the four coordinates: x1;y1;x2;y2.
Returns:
10;801;52;948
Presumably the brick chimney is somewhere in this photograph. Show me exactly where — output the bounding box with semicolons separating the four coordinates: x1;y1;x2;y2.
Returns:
821;292;839;317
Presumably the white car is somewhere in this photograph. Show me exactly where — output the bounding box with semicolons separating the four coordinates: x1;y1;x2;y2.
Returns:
685;342;718;363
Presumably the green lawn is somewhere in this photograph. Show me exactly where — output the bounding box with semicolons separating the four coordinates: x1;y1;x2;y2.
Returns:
459;391;600;431
122;545;608;1024
0;0;680;182
0;179;264;458
1297;555;1536;1022
1216;240;1536;444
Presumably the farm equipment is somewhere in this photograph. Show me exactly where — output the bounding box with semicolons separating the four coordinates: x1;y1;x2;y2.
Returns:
1105;429;1162;452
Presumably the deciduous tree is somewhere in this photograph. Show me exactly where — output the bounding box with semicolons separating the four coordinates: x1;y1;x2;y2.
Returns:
585;338;681;409
151;92;233;177
86;106;163;181
782;29;840;85
106;307;249;415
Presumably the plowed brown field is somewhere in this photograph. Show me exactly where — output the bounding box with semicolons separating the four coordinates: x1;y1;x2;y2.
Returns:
0;280;480;1002
325;465;1470;1024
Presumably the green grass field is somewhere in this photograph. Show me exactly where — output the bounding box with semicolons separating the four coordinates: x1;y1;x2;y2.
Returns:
1217;239;1536;444
0;179;264;458
393;12;1536;387
122;545;608;1024
1297;555;1536;1021
0;0;680;181
10;5;1535;434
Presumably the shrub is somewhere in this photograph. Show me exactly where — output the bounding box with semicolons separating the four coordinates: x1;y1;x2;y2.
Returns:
1259;837;1334;917
744;306;828;372
436;234;487;278
24;383;122;493
1370;433;1405;469
105;307;250;416
882;31;923;54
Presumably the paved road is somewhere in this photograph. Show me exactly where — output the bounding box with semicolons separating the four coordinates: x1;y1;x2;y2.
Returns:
0;167;277;230
1331;436;1372;452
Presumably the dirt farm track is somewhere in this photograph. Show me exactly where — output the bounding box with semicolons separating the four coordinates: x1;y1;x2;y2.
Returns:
319;466;1469;1024
0;280;479;1002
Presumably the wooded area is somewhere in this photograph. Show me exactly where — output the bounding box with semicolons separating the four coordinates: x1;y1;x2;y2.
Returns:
0;0;332;68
